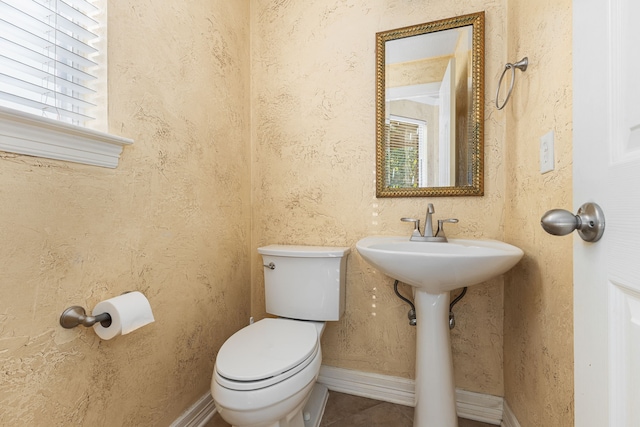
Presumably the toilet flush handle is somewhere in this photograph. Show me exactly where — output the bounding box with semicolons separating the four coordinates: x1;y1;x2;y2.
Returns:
263;262;276;270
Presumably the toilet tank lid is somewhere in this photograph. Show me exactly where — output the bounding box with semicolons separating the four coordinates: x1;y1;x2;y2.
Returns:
258;245;350;258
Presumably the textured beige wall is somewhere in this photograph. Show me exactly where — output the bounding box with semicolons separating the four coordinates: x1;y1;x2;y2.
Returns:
0;1;575;424
251;0;508;395
0;1;250;425
503;0;574;425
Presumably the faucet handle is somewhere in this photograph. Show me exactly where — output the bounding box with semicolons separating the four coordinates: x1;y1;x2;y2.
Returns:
401;218;422;238
436;218;459;240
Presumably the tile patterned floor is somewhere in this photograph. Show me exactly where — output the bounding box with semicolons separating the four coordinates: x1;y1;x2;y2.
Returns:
206;390;495;427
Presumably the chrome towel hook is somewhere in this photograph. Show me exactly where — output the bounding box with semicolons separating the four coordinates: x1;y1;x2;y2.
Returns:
495;57;528;110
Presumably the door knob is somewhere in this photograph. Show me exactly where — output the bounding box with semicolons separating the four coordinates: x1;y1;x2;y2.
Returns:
541;202;605;242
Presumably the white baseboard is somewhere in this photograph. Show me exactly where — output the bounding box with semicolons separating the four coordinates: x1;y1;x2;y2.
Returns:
456;388;504;425
172;366;519;427
501;400;522;427
317;365;415;406
317;365;504;425
170;391;216;427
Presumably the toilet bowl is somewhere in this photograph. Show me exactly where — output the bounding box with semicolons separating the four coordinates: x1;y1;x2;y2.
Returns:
212;319;324;427
211;245;350;427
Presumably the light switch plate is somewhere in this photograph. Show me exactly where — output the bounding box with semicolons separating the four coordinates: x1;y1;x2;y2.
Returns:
540;130;555;174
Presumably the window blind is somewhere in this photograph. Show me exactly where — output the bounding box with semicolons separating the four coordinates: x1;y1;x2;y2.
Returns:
0;0;99;126
385;118;422;188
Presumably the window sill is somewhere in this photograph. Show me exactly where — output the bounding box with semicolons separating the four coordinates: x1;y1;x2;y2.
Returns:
0;107;133;168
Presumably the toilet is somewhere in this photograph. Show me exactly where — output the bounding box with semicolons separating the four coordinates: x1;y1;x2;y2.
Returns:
211;245;350;427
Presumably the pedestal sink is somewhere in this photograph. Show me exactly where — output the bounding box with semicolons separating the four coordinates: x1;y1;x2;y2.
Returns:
356;236;524;427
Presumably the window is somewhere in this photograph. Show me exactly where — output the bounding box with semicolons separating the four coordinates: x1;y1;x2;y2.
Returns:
385;116;427;188
0;0;131;168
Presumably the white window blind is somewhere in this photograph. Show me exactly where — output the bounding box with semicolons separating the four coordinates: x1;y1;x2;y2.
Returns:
0;0;100;126
385;117;426;188
0;0;131;168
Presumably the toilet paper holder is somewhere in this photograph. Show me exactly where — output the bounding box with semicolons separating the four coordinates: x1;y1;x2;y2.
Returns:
60;306;112;329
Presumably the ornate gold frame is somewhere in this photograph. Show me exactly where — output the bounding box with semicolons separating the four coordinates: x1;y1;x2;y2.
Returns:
375;12;485;197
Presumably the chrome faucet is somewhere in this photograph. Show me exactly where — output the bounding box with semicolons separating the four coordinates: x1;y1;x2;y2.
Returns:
401;203;458;242
424;203;435;237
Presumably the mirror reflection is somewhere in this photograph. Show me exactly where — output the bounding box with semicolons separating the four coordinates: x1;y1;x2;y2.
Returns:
376;13;484;197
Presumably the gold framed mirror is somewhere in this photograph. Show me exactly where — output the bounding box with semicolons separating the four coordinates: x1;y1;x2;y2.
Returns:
376;12;484;197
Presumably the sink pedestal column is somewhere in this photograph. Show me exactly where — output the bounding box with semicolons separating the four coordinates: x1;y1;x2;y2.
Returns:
413;290;457;427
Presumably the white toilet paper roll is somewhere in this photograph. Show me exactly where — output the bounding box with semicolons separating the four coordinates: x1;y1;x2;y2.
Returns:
92;291;155;340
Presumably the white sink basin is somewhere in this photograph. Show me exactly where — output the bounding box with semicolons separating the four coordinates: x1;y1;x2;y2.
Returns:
356;236;524;293
357;235;523;426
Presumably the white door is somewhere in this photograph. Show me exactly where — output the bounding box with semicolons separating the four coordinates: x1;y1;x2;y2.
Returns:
573;0;640;426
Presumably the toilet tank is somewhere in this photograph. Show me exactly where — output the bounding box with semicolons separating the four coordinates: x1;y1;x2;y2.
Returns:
257;245;350;321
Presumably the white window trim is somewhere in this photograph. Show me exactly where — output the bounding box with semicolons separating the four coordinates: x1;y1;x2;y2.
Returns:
0;106;132;168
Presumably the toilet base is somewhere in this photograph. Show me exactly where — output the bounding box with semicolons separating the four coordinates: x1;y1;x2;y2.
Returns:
302;384;329;427
225;384;329;427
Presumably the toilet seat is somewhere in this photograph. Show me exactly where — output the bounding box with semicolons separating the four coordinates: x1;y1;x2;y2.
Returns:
215;318;319;391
